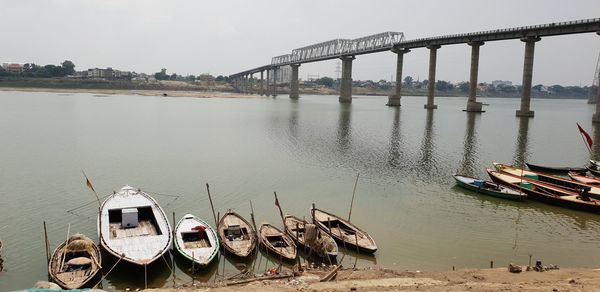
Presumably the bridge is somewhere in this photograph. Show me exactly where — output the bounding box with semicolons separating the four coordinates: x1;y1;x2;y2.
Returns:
229;18;600;121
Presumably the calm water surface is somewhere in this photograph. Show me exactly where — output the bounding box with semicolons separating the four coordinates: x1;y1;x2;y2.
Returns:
0;91;599;290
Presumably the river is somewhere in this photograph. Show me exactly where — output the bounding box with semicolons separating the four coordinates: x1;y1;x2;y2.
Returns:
0;91;598;290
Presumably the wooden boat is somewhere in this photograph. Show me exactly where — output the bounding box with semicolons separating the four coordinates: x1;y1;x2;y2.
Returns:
217;210;256;258
174;214;219;267
525;162;586;174
48;234;102;289
453;174;526;201
97;185;172;266
487;169;600;214
284;215;338;260
568;171;600;186
258;223;296;261
586;163;600;177
311;207;377;254
494;162;600;200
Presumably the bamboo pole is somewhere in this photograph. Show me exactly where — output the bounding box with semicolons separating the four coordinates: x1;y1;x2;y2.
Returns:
58;224;71;272
43;221;50;264
172;212;176;249
348;173;359;222
206;183;218;227
273;192;285;229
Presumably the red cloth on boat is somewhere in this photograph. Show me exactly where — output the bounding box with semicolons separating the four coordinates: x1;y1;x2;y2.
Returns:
192;225;206;231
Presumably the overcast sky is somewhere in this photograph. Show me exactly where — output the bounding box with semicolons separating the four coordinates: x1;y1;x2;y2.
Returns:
1;0;599;85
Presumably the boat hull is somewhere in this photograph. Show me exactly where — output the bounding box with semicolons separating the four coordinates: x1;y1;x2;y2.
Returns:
97;186;172;266
259;223;297;262
487;169;600;214
311;208;377;254
284;215;338;261
454;175;526;201
217;211;257;258
48;234;102;290
525;163;586;174
174;214;219;267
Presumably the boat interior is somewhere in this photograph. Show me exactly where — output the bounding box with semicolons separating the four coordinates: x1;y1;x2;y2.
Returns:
266;235;289;247
224;224;250;241
181;229;212;248
108;206;162;239
320;219;356;236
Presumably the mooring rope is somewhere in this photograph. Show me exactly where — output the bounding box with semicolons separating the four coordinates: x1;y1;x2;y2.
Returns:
92;254;123;288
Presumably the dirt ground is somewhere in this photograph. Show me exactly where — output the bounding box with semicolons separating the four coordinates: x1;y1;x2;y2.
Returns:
149;266;600;291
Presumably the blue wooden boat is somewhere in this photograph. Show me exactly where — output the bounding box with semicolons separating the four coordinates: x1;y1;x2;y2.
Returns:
454;174;526;201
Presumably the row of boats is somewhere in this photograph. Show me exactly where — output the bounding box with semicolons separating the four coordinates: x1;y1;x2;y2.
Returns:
454;161;600;214
47;185;377;289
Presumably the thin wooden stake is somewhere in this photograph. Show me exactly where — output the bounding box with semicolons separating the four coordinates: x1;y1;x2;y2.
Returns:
348;173;359;222
273;192;285;229
43;221;50;264
172;212;176;249
206;183;218;227
249;200;258;233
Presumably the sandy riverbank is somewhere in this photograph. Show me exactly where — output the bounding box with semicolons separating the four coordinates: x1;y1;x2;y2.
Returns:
146;266;600;291
0;87;265;99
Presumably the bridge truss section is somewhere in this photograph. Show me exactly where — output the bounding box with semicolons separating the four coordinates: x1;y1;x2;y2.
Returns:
271;32;405;66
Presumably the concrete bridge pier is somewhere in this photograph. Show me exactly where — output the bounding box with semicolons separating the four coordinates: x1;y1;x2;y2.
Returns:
425;45;441;109
260;70;264;96
249;73;254;94
465;41;484;112
266;69;271;96
290;64;300;99
593;66;600;123
272;67;278;97
516;36;541;117
339;55;355;103
387;48;410;106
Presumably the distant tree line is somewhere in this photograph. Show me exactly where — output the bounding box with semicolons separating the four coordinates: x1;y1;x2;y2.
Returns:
303;74;597;97
0;60;75;77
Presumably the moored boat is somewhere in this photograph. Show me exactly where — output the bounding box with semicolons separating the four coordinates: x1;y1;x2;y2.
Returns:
568;171;600;186
284;215;338;261
97;185;172;266
487;169;600;214
586;162;600;177
174;214;219;267
49;234;102;290
258;223;296;262
311;206;377;254
453;174;526;201
217;210;256;258
525;162;586;174
494;162;600;200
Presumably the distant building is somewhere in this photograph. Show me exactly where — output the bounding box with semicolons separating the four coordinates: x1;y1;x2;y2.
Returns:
86;67;131;79
2;62;24;73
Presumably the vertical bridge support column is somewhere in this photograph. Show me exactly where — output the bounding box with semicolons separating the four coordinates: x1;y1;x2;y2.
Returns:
465;41;484;112
593;31;600;123
272;67;278;97
593;58;600;122
516;36;540;117
387;48;410;106
260;70;264;96
266;69;271;96
425;45;441;109
339;55;355;103
249;73;254;94
290;64;300;99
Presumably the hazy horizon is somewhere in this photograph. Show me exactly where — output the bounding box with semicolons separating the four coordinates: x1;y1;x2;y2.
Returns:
1;0;599;86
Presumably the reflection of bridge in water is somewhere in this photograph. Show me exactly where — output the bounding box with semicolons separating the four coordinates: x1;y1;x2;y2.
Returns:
231;18;600;121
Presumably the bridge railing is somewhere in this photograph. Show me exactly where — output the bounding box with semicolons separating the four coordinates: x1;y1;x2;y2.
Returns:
271;32;405;66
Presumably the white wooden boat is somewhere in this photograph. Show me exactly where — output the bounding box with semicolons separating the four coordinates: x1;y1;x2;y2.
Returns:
49;234;102;289
97;185;172;266
217;211;256;258
174;214;219;267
